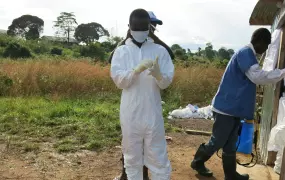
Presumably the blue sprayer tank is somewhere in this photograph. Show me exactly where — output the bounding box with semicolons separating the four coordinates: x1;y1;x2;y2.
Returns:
236;120;254;154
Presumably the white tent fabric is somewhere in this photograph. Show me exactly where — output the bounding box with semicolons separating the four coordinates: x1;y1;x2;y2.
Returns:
262;29;282;71
268;96;285;174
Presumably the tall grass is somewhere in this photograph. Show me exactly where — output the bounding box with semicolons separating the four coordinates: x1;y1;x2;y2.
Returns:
0;59;114;97
0;58;225;152
168;65;223;105
0;58;223;105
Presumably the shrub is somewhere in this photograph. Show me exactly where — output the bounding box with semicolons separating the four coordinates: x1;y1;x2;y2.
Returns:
62;49;74;57
0;35;14;47
0;47;5;57
80;43;106;60
51;47;63;56
3;42;32;59
0;74;13;96
213;59;229;69
26;40;51;54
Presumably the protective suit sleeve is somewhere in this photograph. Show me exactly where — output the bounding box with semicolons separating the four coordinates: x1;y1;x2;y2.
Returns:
155;48;175;89
245;64;285;85
110;48;138;89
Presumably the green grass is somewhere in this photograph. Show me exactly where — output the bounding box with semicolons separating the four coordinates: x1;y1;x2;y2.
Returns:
0;93;181;153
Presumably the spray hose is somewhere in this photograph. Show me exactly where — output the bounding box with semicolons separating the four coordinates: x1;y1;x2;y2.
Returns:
216;120;259;168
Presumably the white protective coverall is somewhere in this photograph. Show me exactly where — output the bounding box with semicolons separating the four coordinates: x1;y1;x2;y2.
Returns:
110;38;174;180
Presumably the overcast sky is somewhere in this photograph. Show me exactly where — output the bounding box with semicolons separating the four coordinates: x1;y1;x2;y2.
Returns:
0;0;268;51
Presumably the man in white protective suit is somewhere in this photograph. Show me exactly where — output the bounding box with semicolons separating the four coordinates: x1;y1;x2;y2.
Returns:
110;8;174;180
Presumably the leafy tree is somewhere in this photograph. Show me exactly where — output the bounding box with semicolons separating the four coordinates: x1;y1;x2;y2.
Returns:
227;49;235;58
74;22;109;44
7;15;44;40
171;44;188;60
101;36;124;53
197;47;202;56
171;44;183;51
174;49;184;57
101;41;114;53
200;49;206;57
54;12;78;43
205;42;215;60
80;42;106;60
187;48;193;57
213;50;218;57
218;47;230;60
206;43;213;49
111;36;124;45
187;48;191;54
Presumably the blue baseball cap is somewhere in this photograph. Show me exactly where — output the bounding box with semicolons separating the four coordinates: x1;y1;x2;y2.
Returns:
148;11;163;25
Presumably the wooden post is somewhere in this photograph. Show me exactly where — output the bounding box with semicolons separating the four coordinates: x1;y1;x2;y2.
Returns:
280;148;285;180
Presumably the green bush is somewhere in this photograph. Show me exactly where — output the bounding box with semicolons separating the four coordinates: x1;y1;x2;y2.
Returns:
62;48;74;57
71;45;81;58
213;59;229;68
25;40;51;54
0;35;15;47
51;47;63;56
0;74;13;96
3;42;33;59
0;47;5;57
73;52;81;58
80;43;106;60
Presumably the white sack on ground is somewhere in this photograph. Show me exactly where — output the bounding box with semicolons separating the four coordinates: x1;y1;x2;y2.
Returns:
168;104;213;120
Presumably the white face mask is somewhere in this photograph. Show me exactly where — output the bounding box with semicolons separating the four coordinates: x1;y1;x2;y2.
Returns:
130;30;149;43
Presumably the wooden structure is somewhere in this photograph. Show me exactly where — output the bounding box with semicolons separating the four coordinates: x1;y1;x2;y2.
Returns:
250;0;281;26
250;0;285;172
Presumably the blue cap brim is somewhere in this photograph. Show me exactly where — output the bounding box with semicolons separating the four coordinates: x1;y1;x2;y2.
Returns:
150;18;163;25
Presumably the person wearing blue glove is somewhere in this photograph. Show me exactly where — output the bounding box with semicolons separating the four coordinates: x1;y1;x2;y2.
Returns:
111;9;174;180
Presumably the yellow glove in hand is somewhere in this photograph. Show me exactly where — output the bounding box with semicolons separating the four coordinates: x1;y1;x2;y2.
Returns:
134;60;154;74
148;56;162;81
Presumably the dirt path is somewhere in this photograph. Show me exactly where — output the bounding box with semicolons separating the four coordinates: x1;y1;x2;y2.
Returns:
0;119;270;180
0;133;224;180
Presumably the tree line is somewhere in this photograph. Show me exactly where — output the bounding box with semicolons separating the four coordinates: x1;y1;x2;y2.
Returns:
7;12;109;44
171;43;235;62
2;12;235;66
